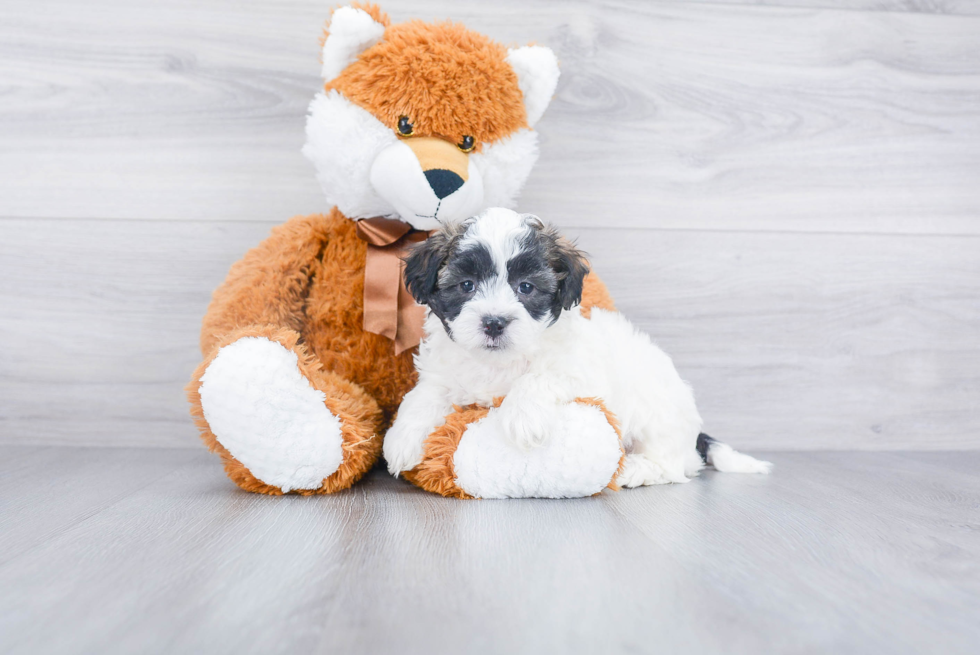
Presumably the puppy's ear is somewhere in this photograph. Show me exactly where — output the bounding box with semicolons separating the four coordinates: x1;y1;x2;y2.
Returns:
543;227;590;313
403;229;454;306
554;239;590;311
520;213;545;230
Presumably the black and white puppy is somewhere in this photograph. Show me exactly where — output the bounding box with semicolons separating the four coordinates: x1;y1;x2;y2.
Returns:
383;207;771;485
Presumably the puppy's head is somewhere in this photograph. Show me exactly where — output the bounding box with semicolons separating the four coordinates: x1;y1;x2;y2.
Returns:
404;207;589;353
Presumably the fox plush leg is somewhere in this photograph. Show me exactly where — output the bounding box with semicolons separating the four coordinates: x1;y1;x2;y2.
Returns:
188;325;382;495
404;398;625;499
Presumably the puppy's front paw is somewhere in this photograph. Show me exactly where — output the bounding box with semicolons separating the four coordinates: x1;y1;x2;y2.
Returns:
495;397;560;450
616;454;690;487
382;419;427;476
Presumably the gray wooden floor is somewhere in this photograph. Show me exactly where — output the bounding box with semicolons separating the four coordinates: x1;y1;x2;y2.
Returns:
1;447;977;654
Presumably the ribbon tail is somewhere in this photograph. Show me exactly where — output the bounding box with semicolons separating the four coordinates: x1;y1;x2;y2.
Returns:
359;223;430;355
362;243;401;342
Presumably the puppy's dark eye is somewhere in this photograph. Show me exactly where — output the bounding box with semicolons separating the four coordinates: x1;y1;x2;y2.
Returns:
517;282;534;295
460;280;475;293
397;116;414;136
458;135;475;153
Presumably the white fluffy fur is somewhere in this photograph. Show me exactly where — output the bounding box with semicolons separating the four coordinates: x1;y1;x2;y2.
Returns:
303;91;399;220
320;7;386;82
199;337;345;492
385;209;772;489
506;46;560;127
704;441;773;474
468;129;539;211
453;402;623;499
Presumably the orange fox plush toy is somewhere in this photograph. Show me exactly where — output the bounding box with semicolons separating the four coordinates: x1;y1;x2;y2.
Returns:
187;4;622;498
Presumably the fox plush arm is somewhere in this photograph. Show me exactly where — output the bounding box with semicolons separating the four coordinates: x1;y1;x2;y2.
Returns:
199;215;328;356
188;212;385;495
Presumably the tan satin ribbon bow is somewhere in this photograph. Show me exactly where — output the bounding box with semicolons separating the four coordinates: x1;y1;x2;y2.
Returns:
355;217;430;355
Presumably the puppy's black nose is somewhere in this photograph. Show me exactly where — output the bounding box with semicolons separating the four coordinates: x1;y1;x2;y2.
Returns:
424;169;465;199
482;315;511;338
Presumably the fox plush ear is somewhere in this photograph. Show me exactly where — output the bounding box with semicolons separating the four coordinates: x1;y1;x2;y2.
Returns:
321;5;388;82
506;46;560;127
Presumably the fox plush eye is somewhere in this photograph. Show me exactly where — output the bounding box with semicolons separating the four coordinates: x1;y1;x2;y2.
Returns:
458;135;475;153
460;280;475;293
397;116;414;136
517;282;534;295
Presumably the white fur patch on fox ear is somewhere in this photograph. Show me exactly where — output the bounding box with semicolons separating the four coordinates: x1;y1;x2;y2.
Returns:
321;6;386;82
470;128;539;209
506;46;560;127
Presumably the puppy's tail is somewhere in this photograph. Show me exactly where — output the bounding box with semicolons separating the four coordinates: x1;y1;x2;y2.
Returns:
696;433;772;474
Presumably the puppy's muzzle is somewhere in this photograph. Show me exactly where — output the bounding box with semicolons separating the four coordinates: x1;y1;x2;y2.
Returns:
482;315;511;339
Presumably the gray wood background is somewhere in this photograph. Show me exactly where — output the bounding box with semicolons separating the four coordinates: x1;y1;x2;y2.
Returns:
1;0;978;450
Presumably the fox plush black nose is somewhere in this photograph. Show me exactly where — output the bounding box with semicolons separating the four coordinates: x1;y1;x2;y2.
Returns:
482;315;510;338
424;169;465;199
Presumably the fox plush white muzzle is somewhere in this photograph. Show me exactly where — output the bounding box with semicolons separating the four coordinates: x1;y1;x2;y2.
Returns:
370;137;485;230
